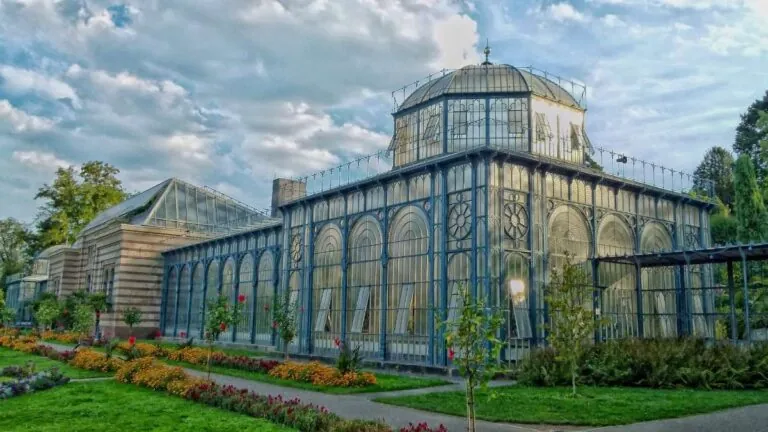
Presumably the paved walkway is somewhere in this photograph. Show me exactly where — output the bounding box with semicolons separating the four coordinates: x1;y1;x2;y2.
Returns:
43;342;768;432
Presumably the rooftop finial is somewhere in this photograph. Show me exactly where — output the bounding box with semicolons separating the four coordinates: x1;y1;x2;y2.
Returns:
482;39;492;65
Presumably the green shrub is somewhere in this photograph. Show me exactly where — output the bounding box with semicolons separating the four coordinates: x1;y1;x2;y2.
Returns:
518;339;768;390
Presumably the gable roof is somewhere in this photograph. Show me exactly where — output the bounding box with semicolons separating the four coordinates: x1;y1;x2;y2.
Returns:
81;178;274;236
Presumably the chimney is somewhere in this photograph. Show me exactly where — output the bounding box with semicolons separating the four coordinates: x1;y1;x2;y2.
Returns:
271;178;306;218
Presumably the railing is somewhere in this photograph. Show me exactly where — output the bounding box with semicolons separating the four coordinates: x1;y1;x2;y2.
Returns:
285;144;714;200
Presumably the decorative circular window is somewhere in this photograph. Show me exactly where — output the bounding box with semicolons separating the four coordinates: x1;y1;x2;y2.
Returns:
290;234;302;263
503;203;529;240
448;201;471;240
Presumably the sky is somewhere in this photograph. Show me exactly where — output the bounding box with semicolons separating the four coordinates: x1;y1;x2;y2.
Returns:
1;0;767;223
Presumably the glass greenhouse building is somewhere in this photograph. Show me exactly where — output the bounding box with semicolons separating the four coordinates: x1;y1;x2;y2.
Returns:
160;62;715;366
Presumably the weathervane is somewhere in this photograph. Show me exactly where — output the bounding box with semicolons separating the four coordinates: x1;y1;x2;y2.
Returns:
482;39;492;65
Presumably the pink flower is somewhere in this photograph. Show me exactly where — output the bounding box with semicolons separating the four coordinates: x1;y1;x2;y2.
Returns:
238;294;246;303
272;320;278;329
219;322;227;331
334;337;341;348
128;336;136;345
179;331;186;338
448;349;455;361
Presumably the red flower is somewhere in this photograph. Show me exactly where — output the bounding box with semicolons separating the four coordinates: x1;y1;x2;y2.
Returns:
333;337;341;348
272;320;278;329
128;336;136;345
154;329;161;338
219;322;227;331
448;349;455;361
179;331;186;338
238;294;246;303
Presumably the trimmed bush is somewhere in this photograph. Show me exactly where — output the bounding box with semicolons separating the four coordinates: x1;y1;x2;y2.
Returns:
518;339;768;390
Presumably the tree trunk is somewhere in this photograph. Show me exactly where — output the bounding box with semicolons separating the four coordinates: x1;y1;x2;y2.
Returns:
571;360;577;397
466;377;476;432
284;340;289;360
207;341;213;381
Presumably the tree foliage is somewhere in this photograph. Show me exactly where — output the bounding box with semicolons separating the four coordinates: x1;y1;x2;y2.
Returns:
545;253;600;397
733;91;768;182
438;283;505;432
693;147;735;208
30;161;126;254
273;294;297;360
34;297;61;330
203;294;245;379
0;218;28;291
733;155;767;243
122;307;143;334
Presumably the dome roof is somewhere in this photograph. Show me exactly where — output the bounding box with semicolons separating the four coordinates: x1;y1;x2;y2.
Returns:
397;64;584;112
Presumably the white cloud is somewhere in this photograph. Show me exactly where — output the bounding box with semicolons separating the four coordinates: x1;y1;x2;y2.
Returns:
548;2;589;23
0;100;55;132
0;65;81;108
12;150;70;170
601;14;626;27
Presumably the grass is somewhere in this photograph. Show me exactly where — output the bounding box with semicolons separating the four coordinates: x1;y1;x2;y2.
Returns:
162;358;448;394
0;380;294;432
374;385;768;426
0;347;110;379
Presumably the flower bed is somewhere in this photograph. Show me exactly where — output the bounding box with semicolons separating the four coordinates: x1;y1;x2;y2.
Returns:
70;349;125;373
0;333;444;432
167;347;280;373
41;331;83;344
0;367;70;400
269;361;377;387
116;341;167;358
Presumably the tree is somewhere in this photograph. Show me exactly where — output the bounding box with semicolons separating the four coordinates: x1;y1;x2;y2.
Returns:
734;91;768;182
693;147;735;208
0;288;14;327
203;294;245;379
122;307;143;336
71;303;95;347
272;294;297;360
733;155;767;243
34;297;61;331
31;161;127;253
87;292;111;340
545;253;600;397
0;218;28;292
438;284;505;432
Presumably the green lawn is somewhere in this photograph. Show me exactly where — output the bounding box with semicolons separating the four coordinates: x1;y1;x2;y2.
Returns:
0;380;294;432
163;359;449;394
0;347;110;379
375;385;768;426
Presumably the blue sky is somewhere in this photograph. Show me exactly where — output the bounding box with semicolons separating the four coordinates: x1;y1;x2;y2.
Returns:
1;0;767;222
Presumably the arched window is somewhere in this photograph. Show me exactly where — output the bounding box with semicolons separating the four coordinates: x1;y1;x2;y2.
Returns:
640;222;676;338
220;257;236;340
312;225;343;351
548;205;591;270
597;214;636;339
176;265;191;336
387;206;430;360
254;253;275;343
347;216;382;349
204;260;219;327
236;254;254;342
189;264;204;337
163;267;178;336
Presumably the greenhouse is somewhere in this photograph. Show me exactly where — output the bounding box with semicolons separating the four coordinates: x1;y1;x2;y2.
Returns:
160;60;716;366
